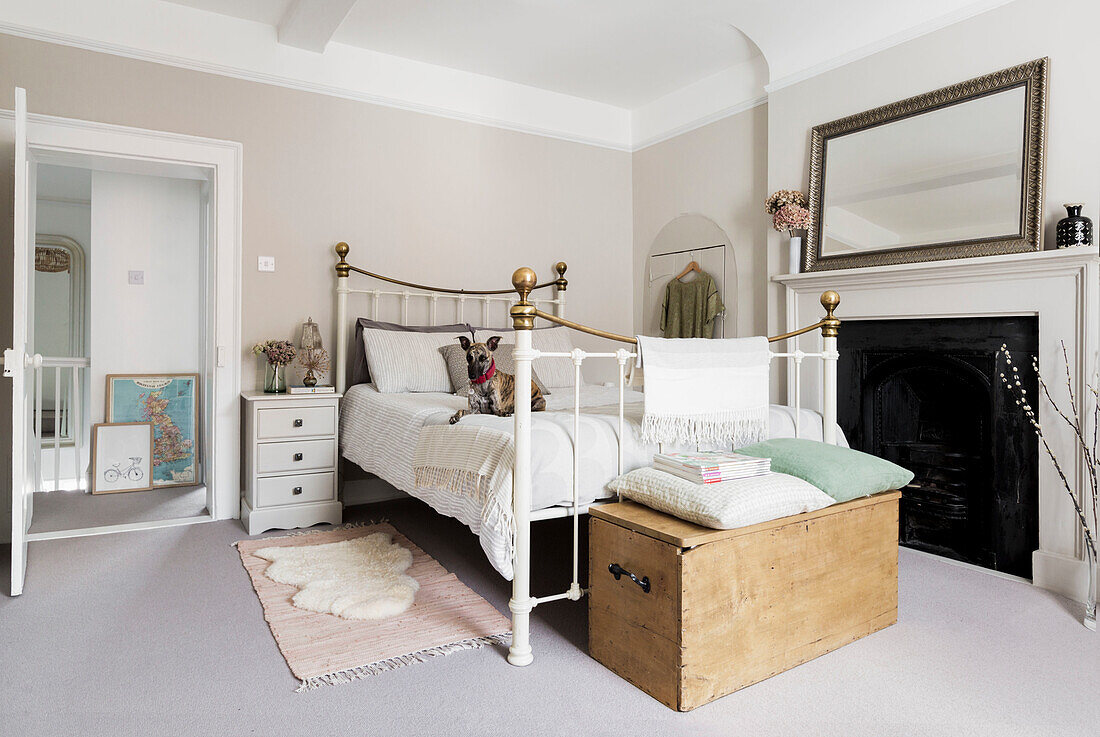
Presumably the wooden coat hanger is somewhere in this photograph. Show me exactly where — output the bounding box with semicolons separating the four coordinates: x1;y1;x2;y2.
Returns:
674;259;702;281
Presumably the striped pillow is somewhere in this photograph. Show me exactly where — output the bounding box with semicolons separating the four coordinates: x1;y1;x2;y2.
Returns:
361;328;461;393
608;468;834;530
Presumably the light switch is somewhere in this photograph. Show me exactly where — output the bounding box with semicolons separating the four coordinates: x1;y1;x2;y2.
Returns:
128;270;144;285
258;256;276;272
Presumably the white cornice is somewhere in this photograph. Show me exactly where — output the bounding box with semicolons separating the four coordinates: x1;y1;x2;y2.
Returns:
633;95;767;152
763;0;1017;94
0;0;633;151
0;0;1021;151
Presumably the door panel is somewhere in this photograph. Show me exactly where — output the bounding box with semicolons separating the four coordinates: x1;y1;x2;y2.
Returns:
9;87;36;595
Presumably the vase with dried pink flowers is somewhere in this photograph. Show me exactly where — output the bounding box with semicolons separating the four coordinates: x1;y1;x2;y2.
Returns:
766;189;812;273
999;341;1097;630
253;339;297;394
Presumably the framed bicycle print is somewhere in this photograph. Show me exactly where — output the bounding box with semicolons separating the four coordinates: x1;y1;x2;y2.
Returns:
105;373;199;488
91;422;154;494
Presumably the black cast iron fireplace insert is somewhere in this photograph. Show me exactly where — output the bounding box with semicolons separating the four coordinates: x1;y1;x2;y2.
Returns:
838;317;1039;578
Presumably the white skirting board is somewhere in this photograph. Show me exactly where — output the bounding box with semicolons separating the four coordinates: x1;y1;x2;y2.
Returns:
1033;549;1090;604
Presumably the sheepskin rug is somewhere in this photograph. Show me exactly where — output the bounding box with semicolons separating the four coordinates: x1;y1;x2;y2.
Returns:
254;532;420;620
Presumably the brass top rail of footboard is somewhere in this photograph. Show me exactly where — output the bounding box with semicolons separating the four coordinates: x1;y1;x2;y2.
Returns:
533;309;638;344
531;290;841;345
334;242;565;296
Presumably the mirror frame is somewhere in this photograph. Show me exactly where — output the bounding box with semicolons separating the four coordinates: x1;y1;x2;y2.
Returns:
804;57;1047;272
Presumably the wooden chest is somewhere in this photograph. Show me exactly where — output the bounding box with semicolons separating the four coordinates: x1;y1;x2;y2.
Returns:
588;492;900;711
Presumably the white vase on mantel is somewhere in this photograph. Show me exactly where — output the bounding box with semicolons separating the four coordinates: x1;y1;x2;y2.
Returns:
788;235;803;274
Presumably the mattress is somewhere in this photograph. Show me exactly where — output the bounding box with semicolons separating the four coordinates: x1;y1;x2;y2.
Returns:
340;383;847;578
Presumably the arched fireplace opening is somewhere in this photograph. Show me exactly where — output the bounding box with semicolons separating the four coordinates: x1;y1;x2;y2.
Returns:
839;317;1038;578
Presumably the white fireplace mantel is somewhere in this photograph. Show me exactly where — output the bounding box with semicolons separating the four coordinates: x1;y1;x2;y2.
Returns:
775;248;1100;602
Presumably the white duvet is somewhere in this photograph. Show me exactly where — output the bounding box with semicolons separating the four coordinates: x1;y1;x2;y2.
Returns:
340;383;846;578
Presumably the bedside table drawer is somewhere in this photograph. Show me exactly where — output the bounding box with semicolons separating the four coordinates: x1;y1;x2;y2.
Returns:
257;406;336;440
256;438;336;475
255;472;335;507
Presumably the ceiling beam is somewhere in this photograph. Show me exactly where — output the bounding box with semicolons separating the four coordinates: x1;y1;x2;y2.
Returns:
277;0;358;53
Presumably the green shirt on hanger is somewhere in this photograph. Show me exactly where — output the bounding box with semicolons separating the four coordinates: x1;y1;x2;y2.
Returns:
660;272;725;339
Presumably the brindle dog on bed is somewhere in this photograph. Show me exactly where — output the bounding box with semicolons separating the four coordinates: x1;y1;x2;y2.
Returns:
449;335;546;424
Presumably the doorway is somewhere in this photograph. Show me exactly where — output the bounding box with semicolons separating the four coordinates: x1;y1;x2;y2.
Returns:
6;91;242;594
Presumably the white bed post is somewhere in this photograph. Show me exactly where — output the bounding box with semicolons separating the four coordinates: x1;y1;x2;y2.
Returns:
508;266;538;667
553;261;567;318
335;243;351;394
820;291;841;446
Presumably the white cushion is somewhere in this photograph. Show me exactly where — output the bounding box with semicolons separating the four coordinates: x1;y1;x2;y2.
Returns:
361;328;456;393
607;467;834;530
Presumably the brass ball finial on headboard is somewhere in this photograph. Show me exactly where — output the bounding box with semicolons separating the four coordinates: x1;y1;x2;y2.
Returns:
335;242;351;277
510;267;538;330
820;290;841;337
554;261;568;291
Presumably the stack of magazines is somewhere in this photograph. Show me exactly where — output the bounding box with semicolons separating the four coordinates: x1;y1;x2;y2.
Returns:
653;451;771;484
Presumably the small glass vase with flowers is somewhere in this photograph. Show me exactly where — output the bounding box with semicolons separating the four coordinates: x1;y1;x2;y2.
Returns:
253;339;297;394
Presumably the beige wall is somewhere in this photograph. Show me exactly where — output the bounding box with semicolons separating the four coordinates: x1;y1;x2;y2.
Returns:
0;32;633;378
0;32;632;534
631;104;769;339
766;0;1100;344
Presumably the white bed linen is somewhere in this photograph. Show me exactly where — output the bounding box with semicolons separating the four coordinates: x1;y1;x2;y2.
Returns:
340;383;847;578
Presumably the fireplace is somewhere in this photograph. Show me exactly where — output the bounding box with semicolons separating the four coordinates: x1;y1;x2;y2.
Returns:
838;317;1039;578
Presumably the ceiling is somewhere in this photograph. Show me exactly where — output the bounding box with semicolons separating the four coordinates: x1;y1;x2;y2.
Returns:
2;0;1011;149
168;0;761;107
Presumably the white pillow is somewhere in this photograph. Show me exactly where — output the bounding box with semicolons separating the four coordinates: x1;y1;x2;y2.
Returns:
476;326;578;388
607;467;834;530
361;328;456;393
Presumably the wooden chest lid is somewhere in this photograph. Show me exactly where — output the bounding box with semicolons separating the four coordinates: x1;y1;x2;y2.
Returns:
589;492;901;549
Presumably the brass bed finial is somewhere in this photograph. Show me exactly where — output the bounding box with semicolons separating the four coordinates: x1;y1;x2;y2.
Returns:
820;290;841;338
335;242;351;278
554;262;568;291
510;267;538;330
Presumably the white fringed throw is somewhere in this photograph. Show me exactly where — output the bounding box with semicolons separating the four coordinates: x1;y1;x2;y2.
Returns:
636;335;770;447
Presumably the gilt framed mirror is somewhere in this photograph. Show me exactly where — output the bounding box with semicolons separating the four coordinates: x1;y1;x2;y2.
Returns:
804;57;1047;272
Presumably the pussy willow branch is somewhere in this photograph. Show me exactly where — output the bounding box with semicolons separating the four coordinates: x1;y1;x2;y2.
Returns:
1036;356;1097;496
999;346;1097;559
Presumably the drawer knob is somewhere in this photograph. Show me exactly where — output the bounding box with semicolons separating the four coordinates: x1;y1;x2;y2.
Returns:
292;486;303;495
608;563;650;594
293;452;303;461
293;418;304;427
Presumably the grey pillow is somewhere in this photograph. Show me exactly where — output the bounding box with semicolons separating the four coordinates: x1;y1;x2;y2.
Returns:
439;343;551;396
351;318;472;387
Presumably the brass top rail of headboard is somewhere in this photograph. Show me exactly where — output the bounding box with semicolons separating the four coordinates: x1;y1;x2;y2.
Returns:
531;290;841;345
334;242;566;296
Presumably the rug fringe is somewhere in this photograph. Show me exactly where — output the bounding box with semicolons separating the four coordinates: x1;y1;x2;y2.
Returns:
295;633;512;693
232;520;389;547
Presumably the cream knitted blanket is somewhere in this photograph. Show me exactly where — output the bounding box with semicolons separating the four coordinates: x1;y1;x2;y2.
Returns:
636;335;770;447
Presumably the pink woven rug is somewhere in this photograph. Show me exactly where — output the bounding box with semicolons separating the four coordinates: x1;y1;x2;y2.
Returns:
236;523;511;691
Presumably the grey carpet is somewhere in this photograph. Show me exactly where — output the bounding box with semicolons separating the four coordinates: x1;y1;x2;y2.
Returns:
28;485;208;533
1;497;1097;737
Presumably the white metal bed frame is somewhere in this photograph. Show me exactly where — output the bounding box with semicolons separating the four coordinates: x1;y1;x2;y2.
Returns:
333;243;841;667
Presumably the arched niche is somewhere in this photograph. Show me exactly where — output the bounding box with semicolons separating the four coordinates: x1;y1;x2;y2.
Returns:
641;214;736;338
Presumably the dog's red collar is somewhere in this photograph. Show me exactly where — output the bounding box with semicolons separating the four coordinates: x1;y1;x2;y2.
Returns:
471;360;496;385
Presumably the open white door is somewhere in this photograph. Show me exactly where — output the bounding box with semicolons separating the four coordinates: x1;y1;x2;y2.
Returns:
5;87;38;595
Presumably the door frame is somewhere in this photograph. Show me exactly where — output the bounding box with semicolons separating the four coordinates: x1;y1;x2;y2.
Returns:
5;108;243;525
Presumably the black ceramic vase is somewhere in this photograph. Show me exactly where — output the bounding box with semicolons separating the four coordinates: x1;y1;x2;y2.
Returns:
1056;203;1093;248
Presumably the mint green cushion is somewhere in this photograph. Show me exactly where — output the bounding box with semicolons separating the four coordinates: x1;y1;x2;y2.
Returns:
737;438;913;502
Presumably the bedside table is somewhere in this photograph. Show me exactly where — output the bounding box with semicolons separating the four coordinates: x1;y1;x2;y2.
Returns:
240;391;343;535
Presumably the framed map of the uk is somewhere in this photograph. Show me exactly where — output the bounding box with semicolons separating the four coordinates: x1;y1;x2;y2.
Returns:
105;373;199;488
